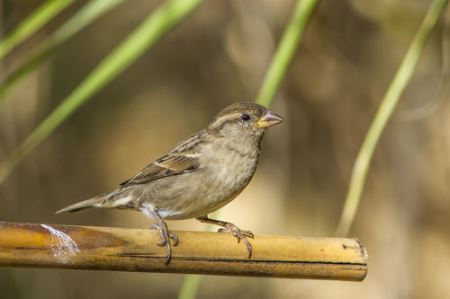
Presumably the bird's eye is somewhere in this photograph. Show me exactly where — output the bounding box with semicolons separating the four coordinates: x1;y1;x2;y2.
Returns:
241;113;251;122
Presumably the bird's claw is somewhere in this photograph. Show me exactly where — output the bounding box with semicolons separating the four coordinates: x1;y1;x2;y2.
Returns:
151;223;179;264
218;223;254;258
168;231;179;246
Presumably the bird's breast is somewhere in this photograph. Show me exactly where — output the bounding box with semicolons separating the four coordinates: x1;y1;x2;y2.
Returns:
200;141;259;201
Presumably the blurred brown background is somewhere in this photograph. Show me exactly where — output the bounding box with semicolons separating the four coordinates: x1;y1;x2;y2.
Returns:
1;0;449;298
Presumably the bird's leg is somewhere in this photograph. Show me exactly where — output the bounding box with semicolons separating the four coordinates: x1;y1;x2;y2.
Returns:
196;215;254;258
141;206;178;265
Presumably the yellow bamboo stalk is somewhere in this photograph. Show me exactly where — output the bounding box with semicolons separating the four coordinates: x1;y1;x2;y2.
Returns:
0;221;367;281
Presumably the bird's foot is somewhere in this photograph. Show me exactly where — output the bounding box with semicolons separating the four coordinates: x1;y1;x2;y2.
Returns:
151;222;179;264
218;223;254;258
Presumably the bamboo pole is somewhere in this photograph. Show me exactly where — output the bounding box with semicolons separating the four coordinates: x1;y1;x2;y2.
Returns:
0;221;367;281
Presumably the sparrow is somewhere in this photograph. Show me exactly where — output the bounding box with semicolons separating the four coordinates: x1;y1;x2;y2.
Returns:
56;102;283;264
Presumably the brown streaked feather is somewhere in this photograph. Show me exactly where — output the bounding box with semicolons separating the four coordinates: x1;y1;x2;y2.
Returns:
170;130;204;155
120;132;203;186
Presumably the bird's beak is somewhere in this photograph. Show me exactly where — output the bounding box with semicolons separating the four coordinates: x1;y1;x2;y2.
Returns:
256;110;283;129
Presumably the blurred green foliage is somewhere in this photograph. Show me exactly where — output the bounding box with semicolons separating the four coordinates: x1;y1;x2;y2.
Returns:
0;0;125;104
336;0;448;236
0;0;73;60
0;0;202;186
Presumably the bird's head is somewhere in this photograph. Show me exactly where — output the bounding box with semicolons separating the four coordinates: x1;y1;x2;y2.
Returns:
208;102;283;140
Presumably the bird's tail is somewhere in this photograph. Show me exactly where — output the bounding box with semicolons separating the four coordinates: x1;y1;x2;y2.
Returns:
55;196;105;214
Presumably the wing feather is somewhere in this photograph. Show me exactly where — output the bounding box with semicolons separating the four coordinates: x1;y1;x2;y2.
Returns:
119;131;203;186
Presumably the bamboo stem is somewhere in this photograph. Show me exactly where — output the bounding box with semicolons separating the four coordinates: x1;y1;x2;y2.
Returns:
0;221;367;281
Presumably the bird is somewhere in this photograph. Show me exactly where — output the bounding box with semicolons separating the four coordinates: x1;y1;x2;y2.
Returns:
56;102;283;264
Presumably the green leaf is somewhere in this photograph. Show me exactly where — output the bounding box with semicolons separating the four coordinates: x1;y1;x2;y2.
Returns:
256;0;318;107
0;0;73;60
335;0;448;237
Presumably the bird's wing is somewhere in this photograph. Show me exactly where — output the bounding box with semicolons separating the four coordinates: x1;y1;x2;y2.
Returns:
119;132;203;186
